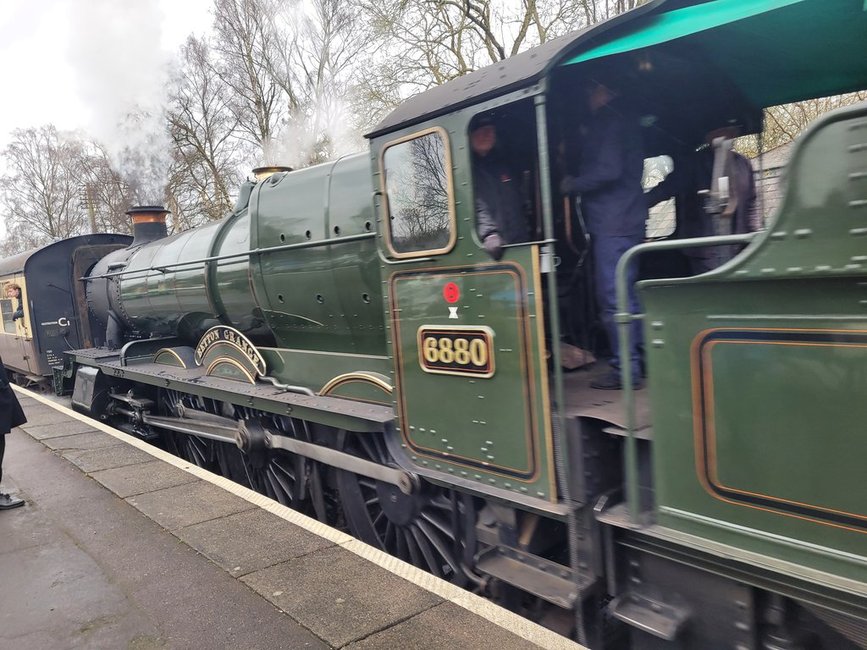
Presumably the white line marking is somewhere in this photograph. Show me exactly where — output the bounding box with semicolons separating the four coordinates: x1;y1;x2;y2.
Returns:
14;386;584;649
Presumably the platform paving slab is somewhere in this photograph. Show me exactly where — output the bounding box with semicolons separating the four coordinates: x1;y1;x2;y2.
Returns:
63;443;156;473
347;600;542;649
176;507;334;577
242;544;443;647
2;425;327;650
9;394;572;650
90;460;200;499
18;419;99;440
41;430;125;452
128;479;257;530
16;405;75;427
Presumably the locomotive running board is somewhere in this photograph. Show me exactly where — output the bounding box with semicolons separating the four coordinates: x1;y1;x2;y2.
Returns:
79;357;394;433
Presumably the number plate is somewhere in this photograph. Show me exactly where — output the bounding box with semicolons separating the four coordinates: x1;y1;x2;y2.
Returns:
417;326;495;378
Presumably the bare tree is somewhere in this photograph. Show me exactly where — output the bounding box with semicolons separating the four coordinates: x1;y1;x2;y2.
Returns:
77;140;135;235
282;0;372;163
738;91;867;158
0;126;89;253
167;35;249;228
355;0;634;122
211;0;289;162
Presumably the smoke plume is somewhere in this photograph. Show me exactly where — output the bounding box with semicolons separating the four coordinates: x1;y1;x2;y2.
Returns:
67;0;174;205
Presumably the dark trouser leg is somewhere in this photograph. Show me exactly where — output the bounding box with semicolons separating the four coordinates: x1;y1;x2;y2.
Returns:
0;435;5;485
591;234;643;375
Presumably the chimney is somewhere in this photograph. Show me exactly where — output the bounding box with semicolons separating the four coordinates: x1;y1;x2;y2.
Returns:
252;166;293;182
127;205;169;247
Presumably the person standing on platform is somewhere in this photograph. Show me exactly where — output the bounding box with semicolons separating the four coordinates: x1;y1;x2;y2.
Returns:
560;81;648;390
0;357;27;509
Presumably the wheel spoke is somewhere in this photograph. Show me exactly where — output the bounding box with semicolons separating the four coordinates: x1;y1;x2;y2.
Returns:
420;511;457;542
265;469;292;506
404;529;422;567
409;524;442;577
417;518;459;576
268;467;295;503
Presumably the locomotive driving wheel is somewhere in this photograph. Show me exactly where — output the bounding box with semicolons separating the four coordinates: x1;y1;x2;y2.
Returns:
158;390;221;472
336;431;467;585
232;411;309;511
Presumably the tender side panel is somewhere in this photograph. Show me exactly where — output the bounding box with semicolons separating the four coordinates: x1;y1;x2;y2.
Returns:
642;105;867;582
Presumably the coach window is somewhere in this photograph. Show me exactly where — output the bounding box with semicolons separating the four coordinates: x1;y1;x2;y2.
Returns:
381;128;456;257
1;299;16;334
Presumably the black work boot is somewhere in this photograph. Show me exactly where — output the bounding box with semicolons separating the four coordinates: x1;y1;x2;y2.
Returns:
590;370;644;391
0;493;24;510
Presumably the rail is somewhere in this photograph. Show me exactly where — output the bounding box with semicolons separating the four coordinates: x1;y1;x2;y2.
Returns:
83;232;377;281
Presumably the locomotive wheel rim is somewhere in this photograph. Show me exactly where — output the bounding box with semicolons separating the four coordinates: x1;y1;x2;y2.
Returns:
336;433;465;585
241;448;300;508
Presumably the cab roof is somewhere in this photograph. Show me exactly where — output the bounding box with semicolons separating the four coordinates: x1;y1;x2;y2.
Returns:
367;0;867;139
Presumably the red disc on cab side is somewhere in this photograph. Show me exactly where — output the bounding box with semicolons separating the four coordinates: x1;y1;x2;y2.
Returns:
443;282;460;304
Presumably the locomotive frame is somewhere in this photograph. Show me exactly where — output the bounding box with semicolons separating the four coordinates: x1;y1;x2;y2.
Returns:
6;1;865;648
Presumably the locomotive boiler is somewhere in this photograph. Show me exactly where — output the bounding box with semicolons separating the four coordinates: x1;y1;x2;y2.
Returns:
35;0;867;648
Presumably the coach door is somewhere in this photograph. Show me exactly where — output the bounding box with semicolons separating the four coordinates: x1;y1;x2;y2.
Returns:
377;123;556;502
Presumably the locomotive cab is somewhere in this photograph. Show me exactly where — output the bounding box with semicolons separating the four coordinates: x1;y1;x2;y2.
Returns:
366;0;867;644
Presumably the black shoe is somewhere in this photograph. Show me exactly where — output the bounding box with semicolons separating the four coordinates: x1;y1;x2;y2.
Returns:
0;493;24;510
590;371;644;391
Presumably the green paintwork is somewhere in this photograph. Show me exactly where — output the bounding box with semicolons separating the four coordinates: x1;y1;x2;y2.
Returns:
252;155;384;355
640;103;867;583
117;157;384;369
369;92;557;501
563;0;867;108
99;0;867;595
567;0;804;65
259;347;391;395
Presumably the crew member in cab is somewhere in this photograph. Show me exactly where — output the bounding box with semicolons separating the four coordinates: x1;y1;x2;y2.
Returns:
471;113;530;261
560;80;647;390
645;125;759;274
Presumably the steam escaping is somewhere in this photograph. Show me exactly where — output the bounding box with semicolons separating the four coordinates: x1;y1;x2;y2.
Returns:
67;0;174;205
271;96;365;169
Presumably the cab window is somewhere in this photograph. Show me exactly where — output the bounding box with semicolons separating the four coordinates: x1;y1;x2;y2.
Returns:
382;129;455;257
643;155;675;239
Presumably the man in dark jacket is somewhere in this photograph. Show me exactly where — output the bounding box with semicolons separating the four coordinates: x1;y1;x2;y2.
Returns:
472;114;530;260
560;81;648;389
645;127;759;274
6;284;24;322
0;358;27;509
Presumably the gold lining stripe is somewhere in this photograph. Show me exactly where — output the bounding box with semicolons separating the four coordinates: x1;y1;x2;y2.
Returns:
690;327;867;534
320;372;393;396
531;246;557;501
389;261;539;482
379;126;458;260
206;357;256;384
154;348;188;368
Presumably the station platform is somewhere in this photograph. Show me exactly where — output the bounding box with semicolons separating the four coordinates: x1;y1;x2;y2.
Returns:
1;387;581;650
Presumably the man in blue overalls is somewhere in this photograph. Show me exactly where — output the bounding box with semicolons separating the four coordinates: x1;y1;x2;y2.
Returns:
561;81;647;390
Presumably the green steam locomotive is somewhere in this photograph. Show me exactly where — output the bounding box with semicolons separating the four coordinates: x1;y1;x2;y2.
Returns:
15;0;866;647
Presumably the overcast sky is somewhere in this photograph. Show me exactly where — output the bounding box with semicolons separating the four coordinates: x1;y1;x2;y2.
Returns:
0;0;213;149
